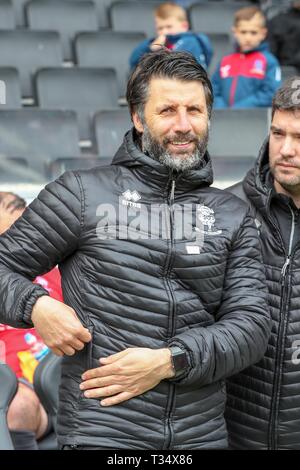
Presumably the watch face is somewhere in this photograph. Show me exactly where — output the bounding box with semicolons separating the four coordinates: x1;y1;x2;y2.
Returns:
172;348;189;373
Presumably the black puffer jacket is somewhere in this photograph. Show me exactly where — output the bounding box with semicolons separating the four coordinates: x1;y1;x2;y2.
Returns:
227;140;300;449
0;130;270;449
268;7;300;71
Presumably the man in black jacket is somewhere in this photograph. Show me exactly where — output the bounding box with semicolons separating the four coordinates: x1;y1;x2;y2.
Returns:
0;50;270;450
227;76;300;449
268;1;300;72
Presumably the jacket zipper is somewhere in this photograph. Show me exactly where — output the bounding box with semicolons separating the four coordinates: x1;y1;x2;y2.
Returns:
268;205;295;450
163;177;176;450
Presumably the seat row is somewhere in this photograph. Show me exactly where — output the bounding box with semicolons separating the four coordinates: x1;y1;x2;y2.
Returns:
1;0;255;31
0;30;297;108
0;107;270;184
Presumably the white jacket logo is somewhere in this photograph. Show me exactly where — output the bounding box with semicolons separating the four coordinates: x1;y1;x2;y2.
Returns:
121;190;141;208
195;205;222;236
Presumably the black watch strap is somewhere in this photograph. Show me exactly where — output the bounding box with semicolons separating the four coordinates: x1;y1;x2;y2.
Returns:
169;346;189;378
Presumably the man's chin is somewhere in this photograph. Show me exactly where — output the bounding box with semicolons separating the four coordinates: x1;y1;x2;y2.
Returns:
169;152;194;160
276;175;300;191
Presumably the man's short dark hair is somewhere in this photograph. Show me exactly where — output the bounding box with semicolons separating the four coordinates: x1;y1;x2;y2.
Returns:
272;76;300;119
126;49;214;120
0;192;26;212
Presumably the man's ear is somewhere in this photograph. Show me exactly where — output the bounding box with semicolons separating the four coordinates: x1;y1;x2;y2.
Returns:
132;112;144;133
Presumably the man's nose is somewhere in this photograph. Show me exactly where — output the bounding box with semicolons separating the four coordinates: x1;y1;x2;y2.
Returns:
281;137;297;158
173;110;193;134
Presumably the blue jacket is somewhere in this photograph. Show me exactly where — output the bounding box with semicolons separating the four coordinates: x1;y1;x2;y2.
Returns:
212;42;282;108
129;32;213;70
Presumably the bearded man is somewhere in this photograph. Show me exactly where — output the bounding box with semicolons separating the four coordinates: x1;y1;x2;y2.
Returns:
0;49;270;450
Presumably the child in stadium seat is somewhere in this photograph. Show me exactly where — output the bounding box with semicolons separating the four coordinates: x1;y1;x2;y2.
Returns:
0;191;62;450
212;6;282;108
129;2;213;70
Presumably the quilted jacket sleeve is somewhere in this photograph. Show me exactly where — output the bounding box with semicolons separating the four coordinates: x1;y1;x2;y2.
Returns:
0;171;82;328
168;208;271;387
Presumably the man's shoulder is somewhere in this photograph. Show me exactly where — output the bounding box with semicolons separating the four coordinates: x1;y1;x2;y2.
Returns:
225;181;248;203
72;163;118;181
204;185;250;214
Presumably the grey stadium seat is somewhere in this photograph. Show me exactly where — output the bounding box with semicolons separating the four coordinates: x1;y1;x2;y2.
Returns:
48;156;112;179
110;1;158;37
0;0;15;29
190;1;251;34
75;31;146;97
66;0;114;28
0;68;22;108
0;363;18;450
33;352;62;450
0;109;81;177
212;155;256;185
36;67;119;142
94;108;132;157
26;0;98;62
0;157;36;183
0;31;63;98
208;108;270;159
207;33;232;76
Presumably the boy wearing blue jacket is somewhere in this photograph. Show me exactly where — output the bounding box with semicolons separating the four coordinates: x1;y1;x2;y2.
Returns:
212;6;281;108
129;2;213;70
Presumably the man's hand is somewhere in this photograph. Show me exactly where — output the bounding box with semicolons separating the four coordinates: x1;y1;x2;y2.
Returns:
31;295;91;356
150;35;166;51
80;347;175;406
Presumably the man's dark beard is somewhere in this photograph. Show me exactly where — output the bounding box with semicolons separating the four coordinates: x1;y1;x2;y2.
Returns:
141;125;209;172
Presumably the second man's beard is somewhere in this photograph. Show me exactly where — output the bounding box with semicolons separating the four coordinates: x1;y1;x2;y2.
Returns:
141;125;209;172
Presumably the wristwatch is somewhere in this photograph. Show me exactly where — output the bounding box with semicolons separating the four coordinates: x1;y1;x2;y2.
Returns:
169;346;189;378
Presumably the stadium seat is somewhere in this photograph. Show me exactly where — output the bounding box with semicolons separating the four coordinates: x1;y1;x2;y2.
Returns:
0;157;37;183
47;156;112;179
94;108;132;157
110;1;158;37
0;363;18;450
33;352;62;450
0;68;22;108
0;109;81;177
36;67;119;142
75;31;146;97
208;108;270;159
66;0;114;28
0;0;15;29
26;0;98;62
0;31;63;99
26;0;98;61
190;1;251;34
207;33;232;75
212;155;256;184
280;66;299;83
